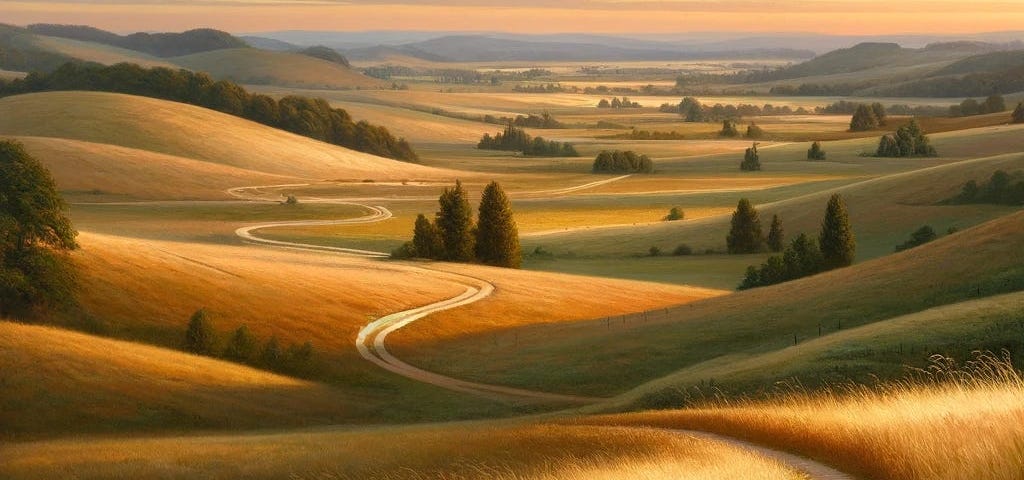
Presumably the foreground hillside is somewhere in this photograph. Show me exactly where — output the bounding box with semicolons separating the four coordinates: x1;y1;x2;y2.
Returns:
0;91;450;183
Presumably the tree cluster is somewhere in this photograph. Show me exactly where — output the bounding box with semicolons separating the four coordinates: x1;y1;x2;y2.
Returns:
0;62;419;162
740;143;761;171
869;65;1024;98
607;129;686;140
592;150;654;173
818;100;946;117
949;95;1005;117
663;99;807;118
597;97;641;108
948;170;1024;206
512;84;565;93
0;140;78;319
876;119;937;158
737;194;855;289
894;225;938;252
397;181;521;268
477;123;579;157
720;120;740;137
848;103;888;131
512;113;563;129
183;309;319;377
807;141;827;160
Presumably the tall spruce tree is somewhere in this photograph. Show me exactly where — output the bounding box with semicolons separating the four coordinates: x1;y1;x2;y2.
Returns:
740;143;761;171
819;193;856;269
727;198;763;254
766;214;784;252
474;181;521;268
435;180;474;261
849;104;879;131
412;213;443;259
184;309;217;355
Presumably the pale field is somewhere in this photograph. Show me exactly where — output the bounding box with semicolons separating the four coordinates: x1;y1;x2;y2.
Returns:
394;211;1024;396
0;321;362;439
0;69;28;79
325;100;495;143
30;34;177;68
0;91;453;180
0;424;802;480
171;48;384;89
14;135;297;201
586;357;1024;480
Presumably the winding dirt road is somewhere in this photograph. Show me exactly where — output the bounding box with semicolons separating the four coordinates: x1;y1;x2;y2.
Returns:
680;430;854;480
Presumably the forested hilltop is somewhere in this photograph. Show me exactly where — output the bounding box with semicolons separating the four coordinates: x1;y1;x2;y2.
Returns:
0;62;419;162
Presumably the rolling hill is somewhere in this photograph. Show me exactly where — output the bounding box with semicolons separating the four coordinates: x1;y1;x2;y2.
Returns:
27;34;177;68
26;24;248;57
0;91;447;180
170;48;383;89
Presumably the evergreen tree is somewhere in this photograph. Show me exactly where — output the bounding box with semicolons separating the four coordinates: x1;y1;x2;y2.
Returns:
474;182;521;268
436;180;474;261
849;104;879;131
766;215;784;252
224;325;257;361
727;198;763;254
819;193;856;269
740;143;761;171
720;119;739;137
412;213;443;259
807;141;826;160
184;309;217;355
876;134;900;157
260;335;282;368
870;102;888;126
745;123;764;139
983;94;1006;114
1013;102;1024;124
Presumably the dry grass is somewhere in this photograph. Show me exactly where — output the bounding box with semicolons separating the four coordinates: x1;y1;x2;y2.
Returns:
13;135;296;200
585;352;1024;480
30;34;177;68
170;48;383;89
0;91;453;180
0;321;362;439
0;423;802;480
328;101;496;143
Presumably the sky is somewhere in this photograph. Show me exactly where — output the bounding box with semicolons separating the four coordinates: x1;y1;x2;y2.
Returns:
5;0;1024;35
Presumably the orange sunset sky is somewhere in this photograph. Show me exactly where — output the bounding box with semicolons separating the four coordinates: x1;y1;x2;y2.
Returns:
4;0;1024;34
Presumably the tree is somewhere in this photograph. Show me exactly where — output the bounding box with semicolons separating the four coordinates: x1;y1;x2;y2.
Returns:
983;94;1006;114
224;325;257;361
1013;102;1024;124
877;119;936;157
664;207;685;221
870;102;888;126
876;134;900;157
727;198;763;254
436;180;474;261
849;104;879;131
0;141;78;318
597;99;611;108
720;119;739;137
412;214;443;259
679;97;704;122
807;141;826;160
819;193;856;269
474;181;521;268
740;143;761;171
260;335;283;368
745;123;764;139
184;309;217;355
766;215;784;252
895;225;938;252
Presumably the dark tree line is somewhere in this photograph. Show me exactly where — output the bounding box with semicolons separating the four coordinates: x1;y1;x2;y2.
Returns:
0;62;419;162
183;309;319;377
949;94;1005;117
592;150;654;173
895;225;938;252
737;194;856;289
662;99;809;117
818;100;947;117
396;180;521;268
876;119;937;158
477;123;579;157
597;97;641;108
947;170;1024;206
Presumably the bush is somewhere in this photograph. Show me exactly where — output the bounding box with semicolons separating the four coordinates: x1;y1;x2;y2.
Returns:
390;241;416;259
720;120;740;137
649;246;662;257
673;244;693;256
807;141;826;160
1013;102;1024;124
284;195;298;205
664;207;685;221
895;225;938;252
745;123;764;139
947;170;1024;205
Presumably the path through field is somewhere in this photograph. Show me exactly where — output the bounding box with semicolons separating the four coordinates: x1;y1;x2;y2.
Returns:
680;430;855;480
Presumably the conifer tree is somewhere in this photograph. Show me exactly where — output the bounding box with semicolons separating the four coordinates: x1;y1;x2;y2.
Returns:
870;102;888;126
224;325;257;361
819;193;856;269
474;182;521;268
727;198;763;254
849;104;879;131
184;309;217;355
435;180;474;261
740;143;761;171
412;213;443;259
766;214;784;252
807;141;826;160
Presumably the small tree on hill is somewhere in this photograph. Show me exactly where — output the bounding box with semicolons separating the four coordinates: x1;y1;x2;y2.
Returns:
412;213;443;259
766;214;784;252
720;119;740;137
1012;102;1024;124
727;198;763;254
679;97;704;122
740;143;761;171
436;180;475;261
819;193;856;269
849;104;879;132
597;99;611;108
807;141;826;160
224;325;257;362
474;181;521;268
184;309;217;355
664;207;685;221
745;123;764;139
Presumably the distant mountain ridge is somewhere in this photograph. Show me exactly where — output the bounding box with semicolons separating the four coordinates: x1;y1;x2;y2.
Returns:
26;24;248;57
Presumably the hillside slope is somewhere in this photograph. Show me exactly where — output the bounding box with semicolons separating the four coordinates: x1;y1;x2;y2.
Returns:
29;35;177;68
0;91;450;180
170;48;382;89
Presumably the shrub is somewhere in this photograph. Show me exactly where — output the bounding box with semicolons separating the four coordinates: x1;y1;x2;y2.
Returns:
673;244;693;256
745;123;764;139
664;207;685;221
876;119;937;158
284;195;298;205
807;141;826;160
720;119;740;137
649;246;661;257
895;225;938;252
390;241;416;259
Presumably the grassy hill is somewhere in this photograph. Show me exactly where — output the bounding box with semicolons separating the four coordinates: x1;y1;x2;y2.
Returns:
26;24;247;57
0;321;362;440
0;91;447;180
28;34;177;68
408;210;1024;397
170;48;383;89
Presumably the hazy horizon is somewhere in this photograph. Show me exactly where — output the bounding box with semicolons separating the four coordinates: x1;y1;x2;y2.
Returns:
7;0;1024;36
